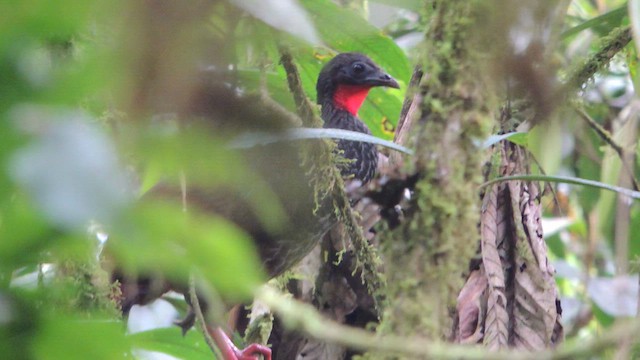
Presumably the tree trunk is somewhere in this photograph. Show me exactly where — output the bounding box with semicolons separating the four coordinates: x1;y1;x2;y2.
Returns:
377;0;494;342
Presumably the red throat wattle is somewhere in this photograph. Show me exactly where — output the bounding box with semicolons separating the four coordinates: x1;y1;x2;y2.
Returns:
333;84;372;116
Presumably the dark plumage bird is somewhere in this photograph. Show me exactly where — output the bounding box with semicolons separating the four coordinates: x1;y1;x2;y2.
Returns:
317;52;399;183
113;53;399;360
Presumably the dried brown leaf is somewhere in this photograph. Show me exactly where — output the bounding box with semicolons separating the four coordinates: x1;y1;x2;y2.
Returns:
481;185;509;349
456;268;488;343
511;180;560;349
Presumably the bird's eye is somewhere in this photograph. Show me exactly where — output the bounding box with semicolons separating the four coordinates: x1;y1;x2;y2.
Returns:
352;63;365;74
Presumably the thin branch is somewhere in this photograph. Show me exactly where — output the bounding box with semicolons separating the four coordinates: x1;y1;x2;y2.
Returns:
390;65;423;166
257;285;640;360
188;273;221;358
394;65;423;141
574;106;640;191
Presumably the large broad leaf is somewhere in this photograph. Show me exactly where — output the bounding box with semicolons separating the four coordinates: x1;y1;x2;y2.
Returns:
298;0;411;138
299;0;411;82
232;0;411;139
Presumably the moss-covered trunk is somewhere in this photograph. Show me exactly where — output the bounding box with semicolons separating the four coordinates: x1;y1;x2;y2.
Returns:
378;0;494;341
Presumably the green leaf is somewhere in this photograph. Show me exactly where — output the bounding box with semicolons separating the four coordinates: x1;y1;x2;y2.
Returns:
481;131;528;149
229;128;414;155
129;327;214;360
297;0;411;138
562;5;628;38
0;193;51;272
237;68;296;112
228;0;319;44
528;120;563;175
369;0;423;12
111;201;265;300
481;174;640;200
0;0;96;51
33;317;129;360
135;127;287;231
629;204;640;262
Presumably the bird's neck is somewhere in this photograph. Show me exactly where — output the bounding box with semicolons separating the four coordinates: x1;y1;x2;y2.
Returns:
331;84;372;116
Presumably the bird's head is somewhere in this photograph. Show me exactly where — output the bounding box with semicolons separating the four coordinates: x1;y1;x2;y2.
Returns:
316;53;399;116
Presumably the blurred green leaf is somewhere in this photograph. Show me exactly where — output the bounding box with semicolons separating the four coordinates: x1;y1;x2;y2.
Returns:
529;120;564;175
0;0;95;50
562;5;627;38
237;69;297;112
629;204;640;261
595;115;638;244
229;0;319;44
369;0;423;12
0;194;51;272
575;130;604;213
129;327;214;360
592;301;616;327
134;126;287;232
546;232;566;258
110;201;264;300
482;131;528;149
33;316;129;360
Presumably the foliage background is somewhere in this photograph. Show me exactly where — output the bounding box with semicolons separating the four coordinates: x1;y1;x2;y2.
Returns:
1;0;640;358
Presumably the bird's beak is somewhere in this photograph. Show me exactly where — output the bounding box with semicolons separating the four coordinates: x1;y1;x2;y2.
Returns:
365;71;400;89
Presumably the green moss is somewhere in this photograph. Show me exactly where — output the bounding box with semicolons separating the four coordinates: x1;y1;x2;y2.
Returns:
51;257;121;318
376;0;496;345
566;26;631;90
244;312;274;346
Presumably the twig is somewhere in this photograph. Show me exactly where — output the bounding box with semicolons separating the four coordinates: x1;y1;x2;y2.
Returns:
257;285;640;359
574;106;640;191
188;273;222;358
395;65;423;141
390;66;423;166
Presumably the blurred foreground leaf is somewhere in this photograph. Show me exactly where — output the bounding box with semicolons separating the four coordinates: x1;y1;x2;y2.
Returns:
33;316;129;360
129;326;213;360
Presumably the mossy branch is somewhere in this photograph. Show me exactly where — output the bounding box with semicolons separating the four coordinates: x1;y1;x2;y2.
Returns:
279;46;322;128
257;285;640;359
278;46;387;312
565;25;632;91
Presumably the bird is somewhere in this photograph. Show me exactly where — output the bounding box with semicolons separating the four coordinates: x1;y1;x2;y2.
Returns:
113;52;399;360
317;53;399;183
